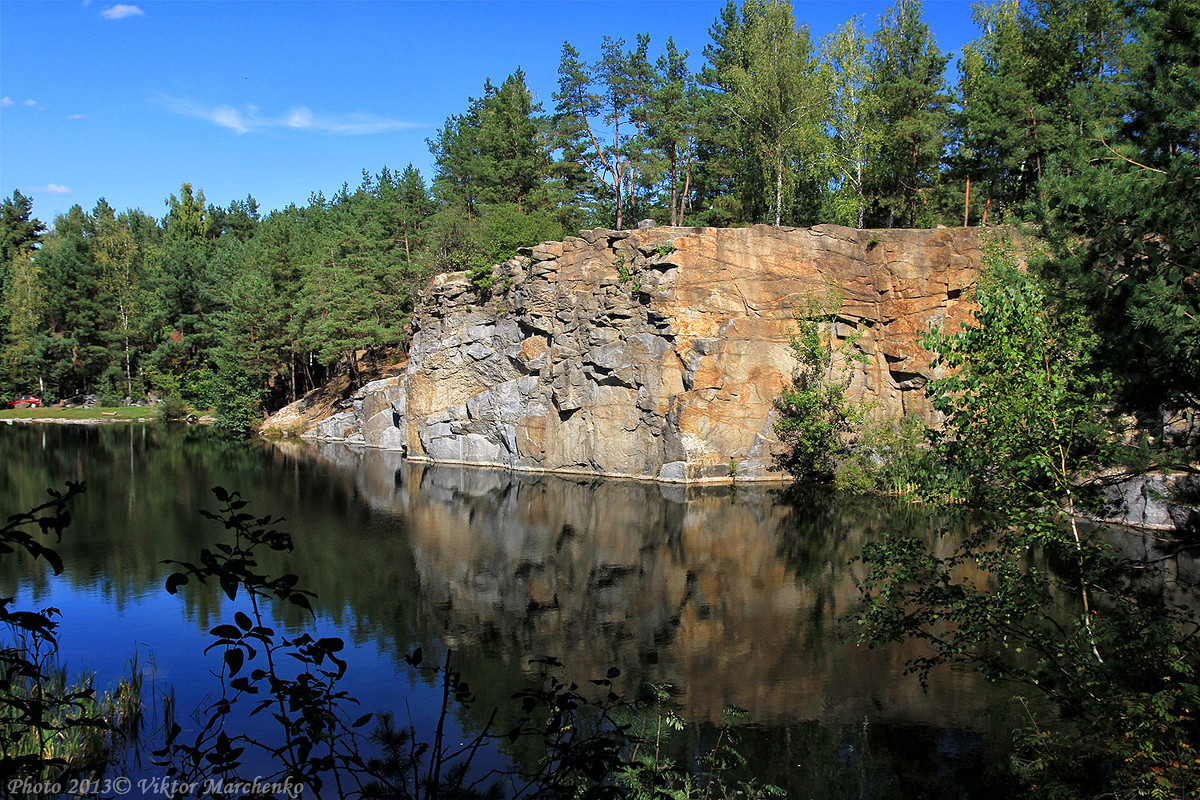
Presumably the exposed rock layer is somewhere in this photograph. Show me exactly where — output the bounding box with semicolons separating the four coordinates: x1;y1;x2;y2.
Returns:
307;224;984;481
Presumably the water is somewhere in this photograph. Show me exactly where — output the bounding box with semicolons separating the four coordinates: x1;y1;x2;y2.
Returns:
1;424;1017;797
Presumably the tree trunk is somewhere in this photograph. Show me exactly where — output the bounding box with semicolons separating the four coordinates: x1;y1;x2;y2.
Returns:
118;298;132;399
615;167;624;230
775;151;784;227
669;149;679;227
682;160;692;220
857;161;865;228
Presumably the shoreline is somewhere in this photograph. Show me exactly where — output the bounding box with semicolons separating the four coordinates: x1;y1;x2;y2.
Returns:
3;416;156;425
1;413;215;426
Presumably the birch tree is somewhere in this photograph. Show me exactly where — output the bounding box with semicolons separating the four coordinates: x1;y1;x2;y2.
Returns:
716;0;826;226
821;17;879;227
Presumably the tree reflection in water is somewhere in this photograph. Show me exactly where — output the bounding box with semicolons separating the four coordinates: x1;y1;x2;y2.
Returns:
0;424;1017;797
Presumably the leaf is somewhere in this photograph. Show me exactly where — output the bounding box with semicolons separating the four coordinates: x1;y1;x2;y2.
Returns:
234;611;253;631
224;648;245;676
41;548;64;575
165;572;189;594
209;624;242;639
317;637;344;653
219;573;239;602
352;713;373;728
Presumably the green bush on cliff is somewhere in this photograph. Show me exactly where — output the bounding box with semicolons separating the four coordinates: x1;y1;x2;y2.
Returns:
774;286;869;481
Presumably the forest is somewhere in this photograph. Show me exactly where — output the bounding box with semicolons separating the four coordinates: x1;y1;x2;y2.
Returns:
0;0;1195;440
1;0;1198;794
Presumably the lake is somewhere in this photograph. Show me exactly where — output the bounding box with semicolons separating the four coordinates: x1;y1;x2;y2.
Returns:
1;423;1017;797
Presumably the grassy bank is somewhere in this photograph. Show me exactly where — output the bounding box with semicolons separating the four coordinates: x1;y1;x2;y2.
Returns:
0;406;158;422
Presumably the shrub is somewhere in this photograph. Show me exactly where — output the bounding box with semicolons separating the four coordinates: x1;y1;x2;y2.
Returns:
774;286;869;481
155;394;191;423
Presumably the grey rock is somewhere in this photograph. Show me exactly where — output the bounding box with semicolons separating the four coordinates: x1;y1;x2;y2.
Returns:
378;426;407;451
658;461;687;482
362;409;400;447
1100;474;1178;529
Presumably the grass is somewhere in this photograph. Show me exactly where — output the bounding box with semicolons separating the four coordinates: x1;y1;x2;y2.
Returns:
0;658;145;775
0;406;156;421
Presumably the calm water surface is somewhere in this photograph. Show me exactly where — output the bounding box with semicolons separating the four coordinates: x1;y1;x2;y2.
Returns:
1;424;1017;797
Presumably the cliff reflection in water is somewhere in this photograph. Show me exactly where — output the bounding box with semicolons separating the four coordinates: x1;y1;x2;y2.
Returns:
295;440;991;729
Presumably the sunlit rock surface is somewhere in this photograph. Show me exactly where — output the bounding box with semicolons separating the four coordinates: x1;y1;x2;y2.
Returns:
307;224;984;481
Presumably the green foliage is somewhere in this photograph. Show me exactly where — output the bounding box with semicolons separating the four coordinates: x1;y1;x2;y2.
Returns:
924;253;1109;508
431;70;552;218
826;413;928;495
1037;0;1199;436
155;394;191;423
704;0;830;226
820;16;879;227
0;483;144;783
865;0;951;227
774;286;869;481
211;370;265;436
1;248;45;396
145;367;191;422
958;0;1130;223
476;203;563;265
855;256;1200;798
614;255;642;296
613;687;784;800
0;190;46;287
468;256;501;295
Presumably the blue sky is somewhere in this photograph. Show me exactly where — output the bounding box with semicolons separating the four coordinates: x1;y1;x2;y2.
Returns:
1;0;981;225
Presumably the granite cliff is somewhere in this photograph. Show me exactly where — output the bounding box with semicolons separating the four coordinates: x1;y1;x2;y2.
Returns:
306;224;984;482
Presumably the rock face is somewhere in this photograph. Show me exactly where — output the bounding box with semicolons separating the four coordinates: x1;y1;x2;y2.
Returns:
306;224;984;481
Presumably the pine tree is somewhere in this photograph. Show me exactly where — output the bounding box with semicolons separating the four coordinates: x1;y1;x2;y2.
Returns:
0;190;46;291
36;206;114;398
1039;0;1200;429
957;0;1131;223
867;0;951;227
553;38;639;229
647;38;701;225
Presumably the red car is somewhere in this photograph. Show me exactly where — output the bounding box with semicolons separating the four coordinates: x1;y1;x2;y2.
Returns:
3;395;41;409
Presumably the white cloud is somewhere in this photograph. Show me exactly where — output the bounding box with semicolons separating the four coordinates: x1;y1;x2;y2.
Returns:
1;97;12;107
156;94;420;136
32;184;72;194
101;4;144;20
287;107;314;129
23;99;37;107
66;113;88;120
